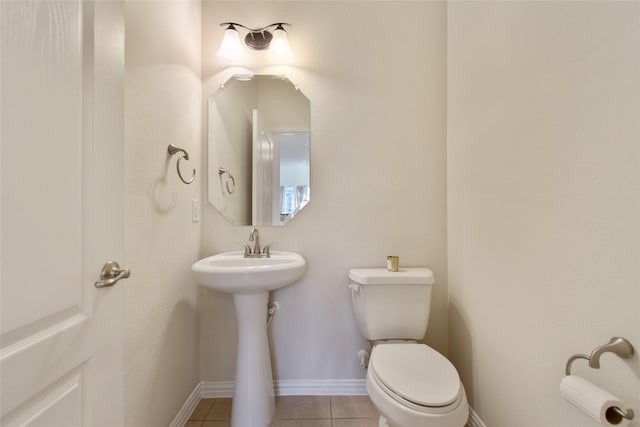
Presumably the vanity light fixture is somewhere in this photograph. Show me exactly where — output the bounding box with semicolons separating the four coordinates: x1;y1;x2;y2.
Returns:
218;22;292;61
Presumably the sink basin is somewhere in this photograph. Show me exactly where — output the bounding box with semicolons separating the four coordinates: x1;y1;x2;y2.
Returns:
192;251;305;294
191;250;306;427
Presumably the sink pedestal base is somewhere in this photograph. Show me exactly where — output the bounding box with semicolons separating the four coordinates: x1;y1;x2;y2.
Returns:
231;291;275;427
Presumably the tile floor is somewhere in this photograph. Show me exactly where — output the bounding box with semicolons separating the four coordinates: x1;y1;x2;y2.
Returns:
185;395;379;427
185;395;471;427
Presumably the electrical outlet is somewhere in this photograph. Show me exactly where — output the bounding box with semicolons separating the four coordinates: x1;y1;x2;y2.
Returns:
192;199;201;222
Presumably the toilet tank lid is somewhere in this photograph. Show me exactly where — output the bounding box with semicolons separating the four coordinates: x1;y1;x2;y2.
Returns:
349;268;435;285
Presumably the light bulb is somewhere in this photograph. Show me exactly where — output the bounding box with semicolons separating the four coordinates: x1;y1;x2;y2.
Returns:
267;25;292;62
217;25;245;61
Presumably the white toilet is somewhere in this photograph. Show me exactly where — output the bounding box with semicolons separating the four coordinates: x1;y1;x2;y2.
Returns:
348;268;469;427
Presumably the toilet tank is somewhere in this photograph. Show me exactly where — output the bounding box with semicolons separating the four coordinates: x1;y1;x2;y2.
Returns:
348;268;434;341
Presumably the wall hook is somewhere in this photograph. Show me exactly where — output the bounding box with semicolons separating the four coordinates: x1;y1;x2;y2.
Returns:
167;144;195;185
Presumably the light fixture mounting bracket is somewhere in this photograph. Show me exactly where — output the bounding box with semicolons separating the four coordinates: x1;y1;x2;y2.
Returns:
245;31;273;50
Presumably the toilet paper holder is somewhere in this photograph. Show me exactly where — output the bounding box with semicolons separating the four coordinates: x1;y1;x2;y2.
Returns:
565;336;635;421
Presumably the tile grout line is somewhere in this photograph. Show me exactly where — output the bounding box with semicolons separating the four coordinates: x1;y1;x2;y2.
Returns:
330;396;334;427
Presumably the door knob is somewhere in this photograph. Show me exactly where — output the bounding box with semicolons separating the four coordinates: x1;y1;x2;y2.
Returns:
95;261;131;288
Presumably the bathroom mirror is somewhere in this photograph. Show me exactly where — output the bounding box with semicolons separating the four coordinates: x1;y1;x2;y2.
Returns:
208;75;310;226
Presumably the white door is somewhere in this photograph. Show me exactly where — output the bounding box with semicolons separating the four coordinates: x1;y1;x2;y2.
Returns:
252;109;275;225
1;1;125;426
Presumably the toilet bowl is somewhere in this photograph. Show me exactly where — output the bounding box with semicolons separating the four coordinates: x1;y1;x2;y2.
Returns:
348;268;469;427
366;343;469;427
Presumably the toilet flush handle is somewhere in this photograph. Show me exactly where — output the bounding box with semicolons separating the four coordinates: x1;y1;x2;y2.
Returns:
348;283;360;292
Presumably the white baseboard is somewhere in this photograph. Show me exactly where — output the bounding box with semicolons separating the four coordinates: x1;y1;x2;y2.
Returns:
276;379;368;396
200;380;234;398
199;379;367;398
170;380;485;427
468;407;487;427
168;381;203;427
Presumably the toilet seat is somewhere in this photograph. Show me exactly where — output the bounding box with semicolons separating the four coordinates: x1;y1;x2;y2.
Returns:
369;343;462;414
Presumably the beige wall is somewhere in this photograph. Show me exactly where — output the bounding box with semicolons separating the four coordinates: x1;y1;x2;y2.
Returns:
447;2;640;426
200;1;448;383
119;2;640;425
124;2;202;426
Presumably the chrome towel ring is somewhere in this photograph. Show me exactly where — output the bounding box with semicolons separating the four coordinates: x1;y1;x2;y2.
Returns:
167;144;195;184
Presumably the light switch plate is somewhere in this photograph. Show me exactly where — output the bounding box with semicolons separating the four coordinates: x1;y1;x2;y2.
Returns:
192;199;201;222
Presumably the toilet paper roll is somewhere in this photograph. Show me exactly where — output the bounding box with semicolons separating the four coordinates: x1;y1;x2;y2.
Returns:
560;375;630;426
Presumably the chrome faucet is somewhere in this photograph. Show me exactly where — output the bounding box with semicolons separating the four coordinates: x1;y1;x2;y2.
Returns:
249;227;261;255
242;227;272;258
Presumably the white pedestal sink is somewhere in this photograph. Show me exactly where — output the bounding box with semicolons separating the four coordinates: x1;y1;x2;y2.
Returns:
192;251;306;427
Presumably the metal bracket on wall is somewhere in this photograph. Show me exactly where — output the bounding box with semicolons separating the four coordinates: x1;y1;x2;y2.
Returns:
168;144;195;184
565;337;635;376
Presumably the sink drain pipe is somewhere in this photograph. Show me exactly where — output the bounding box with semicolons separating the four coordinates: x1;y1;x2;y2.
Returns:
266;301;280;327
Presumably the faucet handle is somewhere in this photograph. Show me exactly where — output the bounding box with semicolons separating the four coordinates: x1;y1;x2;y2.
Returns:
262;242;277;258
236;242;252;257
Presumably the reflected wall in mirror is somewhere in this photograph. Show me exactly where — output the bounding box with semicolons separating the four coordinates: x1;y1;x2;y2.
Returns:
208;75;310;226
